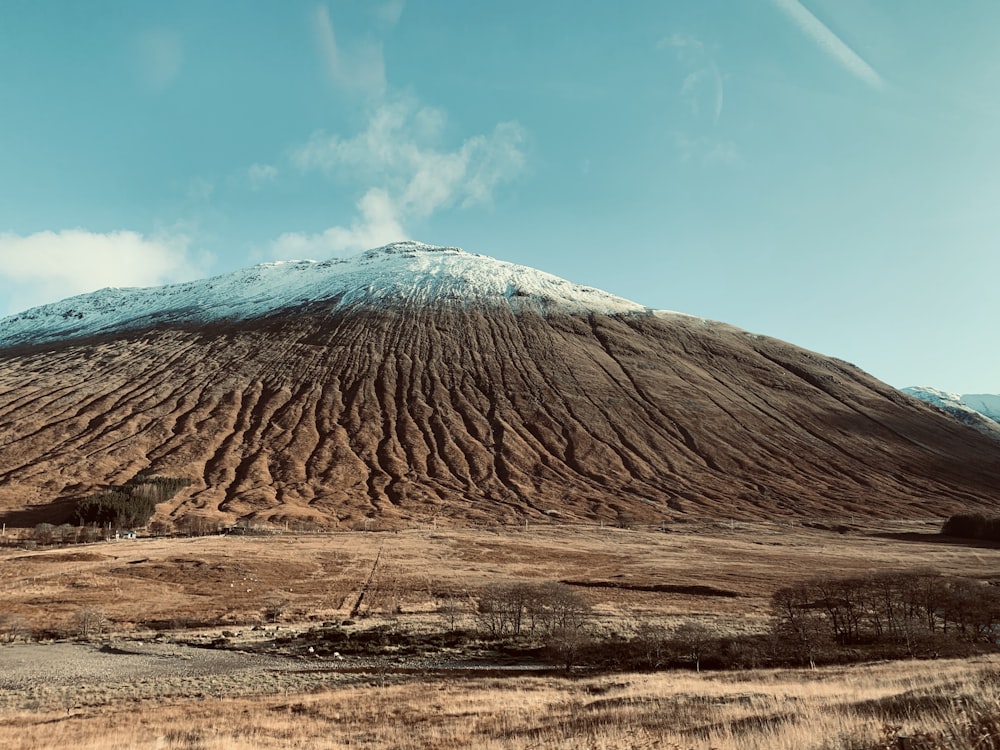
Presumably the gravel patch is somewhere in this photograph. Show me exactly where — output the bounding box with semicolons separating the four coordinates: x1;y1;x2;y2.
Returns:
0;641;356;711
0;639;552;713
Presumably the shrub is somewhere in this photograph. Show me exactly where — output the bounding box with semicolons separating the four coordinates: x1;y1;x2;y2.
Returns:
32;523;55;545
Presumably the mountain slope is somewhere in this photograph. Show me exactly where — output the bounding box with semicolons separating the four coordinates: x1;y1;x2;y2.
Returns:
1;243;998;528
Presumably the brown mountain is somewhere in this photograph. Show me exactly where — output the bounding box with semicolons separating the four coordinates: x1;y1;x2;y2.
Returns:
0;243;997;528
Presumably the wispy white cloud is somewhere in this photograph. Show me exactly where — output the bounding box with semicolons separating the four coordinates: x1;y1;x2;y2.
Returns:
672;133;741;167
661;33;703;55
187;176;214;201
703;140;742;166
134;29;183;91
376;0;405;25
661;33;724;125
313;4;386;94
661;34;735;164
272;6;525;258
0;230;208;315
247;163;278;190
283;95;525;256
770;0;884;90
272;188;405;257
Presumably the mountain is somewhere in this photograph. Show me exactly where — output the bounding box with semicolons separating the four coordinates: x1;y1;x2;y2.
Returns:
2;241;999;529
962;394;1000;423
901;387;1000;435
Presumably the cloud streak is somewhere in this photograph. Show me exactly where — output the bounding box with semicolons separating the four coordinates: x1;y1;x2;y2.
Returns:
771;0;884;90
0;230;207;315
376;0;405;25
313;4;386;94
134;29;183;91
661;34;736;164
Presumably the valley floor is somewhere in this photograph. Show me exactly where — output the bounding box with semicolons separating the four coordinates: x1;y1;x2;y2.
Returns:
3;522;1000;748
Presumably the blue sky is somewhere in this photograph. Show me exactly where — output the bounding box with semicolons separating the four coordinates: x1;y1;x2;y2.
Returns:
1;1;998;393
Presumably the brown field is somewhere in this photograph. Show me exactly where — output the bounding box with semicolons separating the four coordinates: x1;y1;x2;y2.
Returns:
3;520;1000;748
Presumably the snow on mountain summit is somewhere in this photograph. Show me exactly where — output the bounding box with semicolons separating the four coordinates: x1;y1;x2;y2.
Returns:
902;386;1000;436
0;241;655;347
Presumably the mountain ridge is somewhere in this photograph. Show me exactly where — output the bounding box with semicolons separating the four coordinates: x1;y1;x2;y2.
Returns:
0;242;672;349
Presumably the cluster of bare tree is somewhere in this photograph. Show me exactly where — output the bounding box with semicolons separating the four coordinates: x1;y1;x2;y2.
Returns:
175;516;225;536
32;523;105;545
772;570;1000;665
464;571;1000;673
475;582;591;638
474;582;593;669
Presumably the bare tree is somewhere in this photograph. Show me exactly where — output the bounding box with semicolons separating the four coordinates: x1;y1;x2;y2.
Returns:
615;510;636;530
477;582;592;642
80;526;101;544
438;596;466;631
771;585;829;668
546;623;592;672
633;621;672;670
527;583;591;636
0;613;29;643
672;622;714;672
55;524;78;545
179;516;220;537
74;607;107;640
476;583;532;637
149;520;172;537
263;598;286;624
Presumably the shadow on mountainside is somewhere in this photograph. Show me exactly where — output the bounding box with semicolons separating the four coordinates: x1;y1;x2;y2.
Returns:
871;531;1000;550
0;498;76;528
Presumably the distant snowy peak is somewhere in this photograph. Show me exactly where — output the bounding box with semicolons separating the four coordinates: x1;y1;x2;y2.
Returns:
902;386;1000;434
902;387;966;411
961;394;1000;422
0;241;669;347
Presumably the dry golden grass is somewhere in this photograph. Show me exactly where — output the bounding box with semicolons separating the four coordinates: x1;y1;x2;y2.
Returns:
3;656;1000;749
0;520;983;636
4;522;1000;748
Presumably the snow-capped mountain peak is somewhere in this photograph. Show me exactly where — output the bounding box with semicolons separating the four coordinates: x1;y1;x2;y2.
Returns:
960;394;1000;422
902;386;1000;434
0;241;664;348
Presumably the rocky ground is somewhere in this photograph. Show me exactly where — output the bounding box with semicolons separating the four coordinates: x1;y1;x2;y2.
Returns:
0;631;553;715
0;640;316;711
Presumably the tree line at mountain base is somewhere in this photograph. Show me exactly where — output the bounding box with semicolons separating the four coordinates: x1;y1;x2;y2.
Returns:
942;512;1000;542
73;475;192;529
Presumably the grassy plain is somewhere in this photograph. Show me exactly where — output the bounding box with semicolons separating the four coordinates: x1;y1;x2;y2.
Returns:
3;519;1000;749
